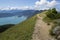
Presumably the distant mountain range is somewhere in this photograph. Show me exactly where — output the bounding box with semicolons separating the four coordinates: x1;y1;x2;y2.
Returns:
0;10;44;18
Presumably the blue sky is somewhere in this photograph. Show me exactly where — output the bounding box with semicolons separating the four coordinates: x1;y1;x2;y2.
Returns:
0;0;37;7
0;0;60;10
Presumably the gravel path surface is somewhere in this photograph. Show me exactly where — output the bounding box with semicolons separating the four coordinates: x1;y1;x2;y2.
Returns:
32;14;55;40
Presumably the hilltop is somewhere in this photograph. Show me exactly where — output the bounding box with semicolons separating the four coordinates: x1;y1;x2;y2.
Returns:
0;8;60;40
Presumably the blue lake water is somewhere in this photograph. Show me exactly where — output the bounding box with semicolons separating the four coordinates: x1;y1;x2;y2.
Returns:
0;16;27;25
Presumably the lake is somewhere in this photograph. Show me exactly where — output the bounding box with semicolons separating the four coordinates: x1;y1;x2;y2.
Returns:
0;16;27;25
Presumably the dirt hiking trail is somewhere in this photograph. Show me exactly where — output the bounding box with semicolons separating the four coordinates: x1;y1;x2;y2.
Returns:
32;14;56;40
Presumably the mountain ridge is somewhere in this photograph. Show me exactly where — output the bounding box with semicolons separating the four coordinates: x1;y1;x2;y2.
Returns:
0;10;42;18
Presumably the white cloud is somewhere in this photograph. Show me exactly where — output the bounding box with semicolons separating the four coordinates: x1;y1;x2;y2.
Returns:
0;0;60;10
19;6;29;10
0;6;33;10
47;0;57;7
34;0;59;10
18;6;34;10
35;0;47;6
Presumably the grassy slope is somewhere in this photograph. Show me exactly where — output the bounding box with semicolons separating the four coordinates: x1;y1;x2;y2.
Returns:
39;10;60;38
0;15;37;40
39;11;54;23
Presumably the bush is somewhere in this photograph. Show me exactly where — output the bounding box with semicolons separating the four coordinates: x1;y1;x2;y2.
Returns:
51;8;57;14
49;26;56;36
55;14;60;19
47;13;56;19
0;24;15;33
46;8;57;19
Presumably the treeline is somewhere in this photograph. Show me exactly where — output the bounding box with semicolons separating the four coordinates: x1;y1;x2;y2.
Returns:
0;24;15;33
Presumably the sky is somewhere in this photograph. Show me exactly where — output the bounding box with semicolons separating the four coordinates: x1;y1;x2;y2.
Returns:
0;0;60;10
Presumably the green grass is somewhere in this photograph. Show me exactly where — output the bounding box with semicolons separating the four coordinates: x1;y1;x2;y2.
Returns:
39;11;53;23
0;15;37;40
43;16;53;23
39;11;47;18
